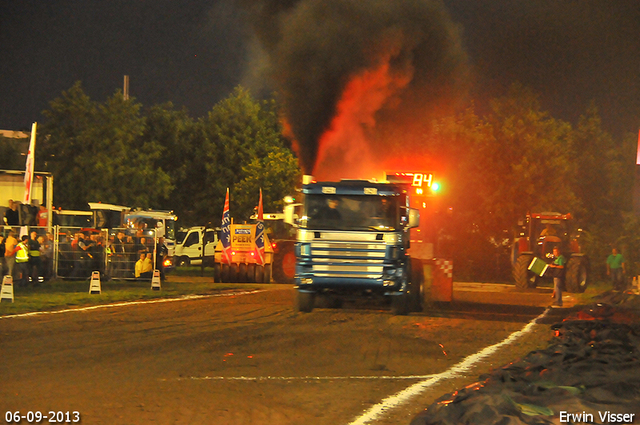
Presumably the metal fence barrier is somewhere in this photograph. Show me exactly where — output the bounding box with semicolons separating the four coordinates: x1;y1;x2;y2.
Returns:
1;225;157;281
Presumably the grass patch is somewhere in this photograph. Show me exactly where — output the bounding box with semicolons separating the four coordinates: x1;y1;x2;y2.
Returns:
171;266;215;277
0;276;268;316
572;279;612;305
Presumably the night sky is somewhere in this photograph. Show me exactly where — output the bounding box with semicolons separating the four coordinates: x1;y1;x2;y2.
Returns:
1;0;639;139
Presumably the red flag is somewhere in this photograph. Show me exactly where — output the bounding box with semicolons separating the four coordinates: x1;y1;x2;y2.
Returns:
255;189;266;266
220;188;232;264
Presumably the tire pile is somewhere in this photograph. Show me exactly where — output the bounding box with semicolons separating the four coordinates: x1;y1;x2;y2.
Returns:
411;291;640;425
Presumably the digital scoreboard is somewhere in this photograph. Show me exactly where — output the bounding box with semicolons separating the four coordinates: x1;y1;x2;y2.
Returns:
384;172;438;194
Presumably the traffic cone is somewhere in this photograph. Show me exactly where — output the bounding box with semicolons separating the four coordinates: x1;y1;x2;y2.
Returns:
89;271;101;294
151;270;161;291
1;275;14;303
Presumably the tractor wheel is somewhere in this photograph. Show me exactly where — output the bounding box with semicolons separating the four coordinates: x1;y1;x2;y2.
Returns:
213;263;221;283
264;264;272;283
295;290;315;313
273;243;296;284
229;264;238;282
246;264;256;283
513;254;538;290
565;256;589;293
238;263;248;282
221;264;230;282
254;265;264;284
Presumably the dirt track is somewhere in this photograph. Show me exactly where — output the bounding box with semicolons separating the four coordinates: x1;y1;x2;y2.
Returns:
0;283;572;425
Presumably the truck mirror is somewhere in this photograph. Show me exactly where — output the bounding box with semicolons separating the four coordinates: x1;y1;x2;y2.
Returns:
408;208;420;228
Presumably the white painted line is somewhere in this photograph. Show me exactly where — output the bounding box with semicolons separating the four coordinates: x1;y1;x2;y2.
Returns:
162;374;438;382
347;309;550;425
0;290;266;320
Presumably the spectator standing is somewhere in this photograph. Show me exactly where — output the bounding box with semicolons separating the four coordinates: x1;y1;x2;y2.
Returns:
111;231;127;278
4;200;19;226
38;235;52;280
549;246;566;307
0;235;5;277
606;247;626;290
15;235;30;286
4;230;18;278
36;204;49;227
156;236;168;282
28;230;42;284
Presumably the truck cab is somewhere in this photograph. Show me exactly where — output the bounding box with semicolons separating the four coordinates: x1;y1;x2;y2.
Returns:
285;178;421;314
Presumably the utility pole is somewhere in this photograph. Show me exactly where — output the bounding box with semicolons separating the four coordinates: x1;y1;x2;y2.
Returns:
123;75;129;100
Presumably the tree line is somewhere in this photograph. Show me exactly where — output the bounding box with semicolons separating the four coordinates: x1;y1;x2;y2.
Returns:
12;82;301;226
1;81;637;281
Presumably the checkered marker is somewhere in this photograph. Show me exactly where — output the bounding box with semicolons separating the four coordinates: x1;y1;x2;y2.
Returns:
436;259;453;279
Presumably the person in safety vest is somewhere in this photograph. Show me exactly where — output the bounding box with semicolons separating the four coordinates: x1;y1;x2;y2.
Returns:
15;235;30;286
28;231;42;284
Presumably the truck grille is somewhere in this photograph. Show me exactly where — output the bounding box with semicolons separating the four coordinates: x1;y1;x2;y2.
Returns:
308;240;386;278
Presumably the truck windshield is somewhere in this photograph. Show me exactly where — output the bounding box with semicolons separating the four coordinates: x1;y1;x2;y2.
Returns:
303;195;400;231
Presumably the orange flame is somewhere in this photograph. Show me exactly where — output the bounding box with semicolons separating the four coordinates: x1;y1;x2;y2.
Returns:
312;52;413;181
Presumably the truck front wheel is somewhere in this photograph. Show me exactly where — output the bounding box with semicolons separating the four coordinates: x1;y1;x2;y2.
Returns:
391;293;409;315
295;291;315;313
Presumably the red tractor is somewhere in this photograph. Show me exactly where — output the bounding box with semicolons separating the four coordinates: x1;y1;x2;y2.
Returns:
511;212;589;292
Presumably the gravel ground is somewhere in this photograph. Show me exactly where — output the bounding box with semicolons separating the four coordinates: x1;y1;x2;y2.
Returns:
410;290;640;425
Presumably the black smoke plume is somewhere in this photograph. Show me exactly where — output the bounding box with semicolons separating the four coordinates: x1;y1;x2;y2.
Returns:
241;0;469;176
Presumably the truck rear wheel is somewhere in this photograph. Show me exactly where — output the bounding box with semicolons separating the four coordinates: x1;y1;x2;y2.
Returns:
565;256;589;293
513;254;537;290
295;290;315;313
408;258;424;312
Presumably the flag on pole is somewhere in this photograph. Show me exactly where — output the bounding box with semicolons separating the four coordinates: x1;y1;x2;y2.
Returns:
23;122;37;205
255;189;266;266
220;188;232;264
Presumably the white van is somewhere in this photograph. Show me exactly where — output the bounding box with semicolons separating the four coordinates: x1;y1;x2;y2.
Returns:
174;226;218;266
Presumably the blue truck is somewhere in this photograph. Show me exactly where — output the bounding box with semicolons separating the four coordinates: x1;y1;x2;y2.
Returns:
284;178;424;314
